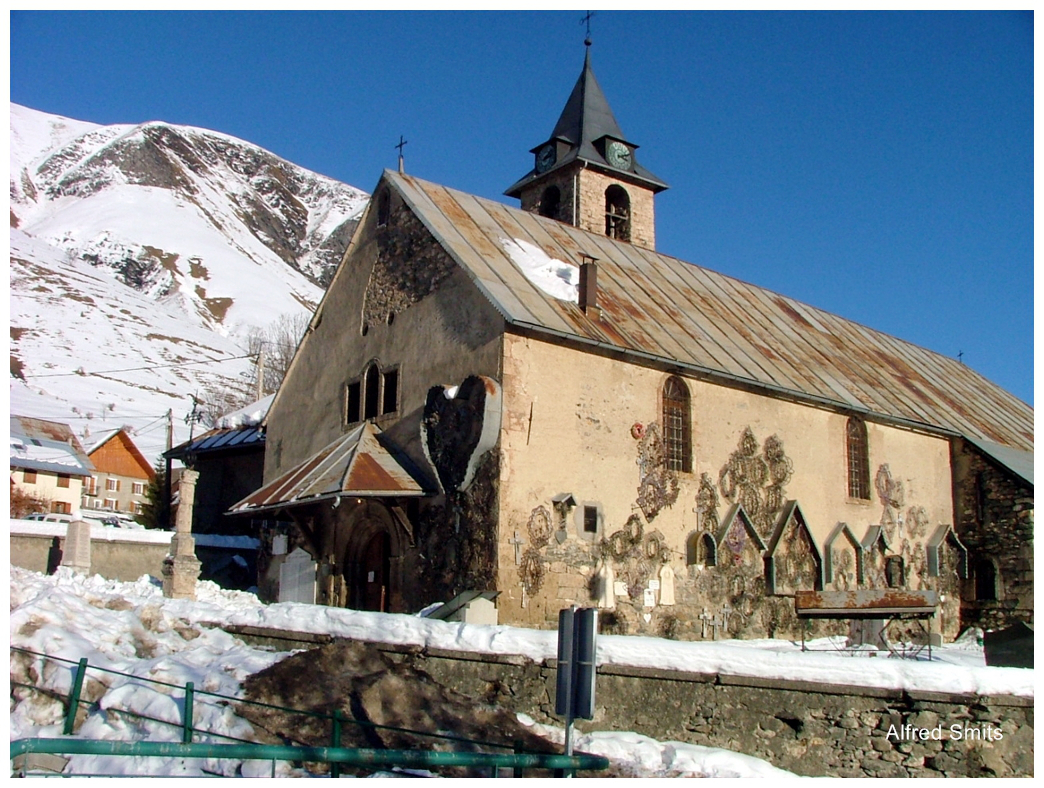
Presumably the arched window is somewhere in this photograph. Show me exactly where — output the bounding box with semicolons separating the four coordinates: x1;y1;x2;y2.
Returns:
604;185;631;241
539;185;561;219
884;555;905;588
846;417;870;500
662;376;692;473
364;363;381;420
686;532;716;566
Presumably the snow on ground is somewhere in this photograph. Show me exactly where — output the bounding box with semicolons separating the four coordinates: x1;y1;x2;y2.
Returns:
9;566;1030;777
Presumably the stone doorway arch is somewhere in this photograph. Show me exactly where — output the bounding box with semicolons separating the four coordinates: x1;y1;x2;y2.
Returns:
342;500;407;612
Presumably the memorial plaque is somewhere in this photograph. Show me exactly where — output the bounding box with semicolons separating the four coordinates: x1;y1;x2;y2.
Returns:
278;548;316;604
62;520;91;574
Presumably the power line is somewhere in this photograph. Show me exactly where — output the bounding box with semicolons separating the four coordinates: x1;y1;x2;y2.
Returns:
23;354;257;379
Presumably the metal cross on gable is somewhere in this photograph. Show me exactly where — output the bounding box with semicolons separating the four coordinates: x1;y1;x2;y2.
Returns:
395;135;408;174
509;530;526;565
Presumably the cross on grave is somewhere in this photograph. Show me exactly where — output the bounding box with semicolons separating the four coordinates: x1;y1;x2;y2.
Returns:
720;603;733;633
699;608;713;639
710;616;723;640
509;530;526;565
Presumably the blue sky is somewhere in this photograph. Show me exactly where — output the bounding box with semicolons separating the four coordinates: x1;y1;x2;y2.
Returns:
10;10;1033;405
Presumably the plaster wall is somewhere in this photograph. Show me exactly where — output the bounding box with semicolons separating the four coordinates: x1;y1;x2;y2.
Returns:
496;333;956;636
13;469;84;514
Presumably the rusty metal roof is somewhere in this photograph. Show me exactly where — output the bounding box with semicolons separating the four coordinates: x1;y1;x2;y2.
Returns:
230;423;434;515
388;171;1033;452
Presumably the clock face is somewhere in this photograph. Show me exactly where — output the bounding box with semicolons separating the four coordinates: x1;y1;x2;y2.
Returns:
606;141;632;170
536;144;556;173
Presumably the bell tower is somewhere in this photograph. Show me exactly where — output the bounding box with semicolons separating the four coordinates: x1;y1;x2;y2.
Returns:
505;44;668;250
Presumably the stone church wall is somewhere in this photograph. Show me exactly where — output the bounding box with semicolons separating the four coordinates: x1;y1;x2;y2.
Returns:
264;176;505;481
497;333;959;640
951;438;1034;631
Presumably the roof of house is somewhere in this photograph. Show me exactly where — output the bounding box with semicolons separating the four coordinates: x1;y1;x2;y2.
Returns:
10;415;94;477
166;396;271;461
386;170;1032;452
86;429;156;479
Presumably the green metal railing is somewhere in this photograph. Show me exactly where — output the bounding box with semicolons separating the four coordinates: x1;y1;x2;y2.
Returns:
11;738;609;777
10;646;608;777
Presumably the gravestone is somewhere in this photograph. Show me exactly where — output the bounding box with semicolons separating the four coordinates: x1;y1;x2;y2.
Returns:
279;548;317;604
61;519;91;575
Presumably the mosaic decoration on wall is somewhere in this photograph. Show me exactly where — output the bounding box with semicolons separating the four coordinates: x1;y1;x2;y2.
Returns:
518;505;551;595
695;473;720;534
875;464;905;541
634;422;680;521
603;513;668;600
718;428;793;540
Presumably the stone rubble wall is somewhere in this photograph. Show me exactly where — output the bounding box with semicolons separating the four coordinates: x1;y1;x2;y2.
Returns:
223;625;1033;778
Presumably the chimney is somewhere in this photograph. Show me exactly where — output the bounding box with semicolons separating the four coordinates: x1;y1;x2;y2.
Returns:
578;255;600;320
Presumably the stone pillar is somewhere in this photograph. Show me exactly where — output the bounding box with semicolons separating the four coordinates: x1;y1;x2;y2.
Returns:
162;469;201;599
61;517;92;575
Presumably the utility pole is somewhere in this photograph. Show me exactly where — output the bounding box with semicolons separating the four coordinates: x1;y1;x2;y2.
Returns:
255;349;265;402
164;409;174;530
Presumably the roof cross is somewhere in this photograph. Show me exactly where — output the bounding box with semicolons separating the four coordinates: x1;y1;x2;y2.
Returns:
581;10;595;46
396;135;408;174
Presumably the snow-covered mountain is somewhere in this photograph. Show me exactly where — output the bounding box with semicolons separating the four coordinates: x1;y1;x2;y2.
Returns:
9;103;369;462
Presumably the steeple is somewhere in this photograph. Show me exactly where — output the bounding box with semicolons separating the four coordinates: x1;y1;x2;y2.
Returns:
506;47;667;249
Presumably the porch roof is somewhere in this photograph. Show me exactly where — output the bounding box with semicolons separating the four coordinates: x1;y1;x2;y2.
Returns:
229;423;434;515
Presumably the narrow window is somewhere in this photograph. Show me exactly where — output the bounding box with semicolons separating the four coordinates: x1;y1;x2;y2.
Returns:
583;505;599;533
382;368;399;415
346;381;361;424
133;482;145;496
23;470;36;484
57;474;70;489
106;478;118;492
53;502;71;514
539;185;561;219
662;376;692;473
604;185;631;241
377;190;391;227
364;363;380;420
973;558;998;601
846;417;870;500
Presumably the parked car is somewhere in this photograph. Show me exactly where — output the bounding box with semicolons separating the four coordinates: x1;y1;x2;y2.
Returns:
23;512;73;523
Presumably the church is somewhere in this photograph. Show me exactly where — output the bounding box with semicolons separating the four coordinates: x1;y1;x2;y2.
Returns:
233;47;1033;642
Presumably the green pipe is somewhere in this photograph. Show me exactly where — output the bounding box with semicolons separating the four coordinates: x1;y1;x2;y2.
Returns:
182;683;194;744
330;709;343;779
62;659;88;736
11;738;609;774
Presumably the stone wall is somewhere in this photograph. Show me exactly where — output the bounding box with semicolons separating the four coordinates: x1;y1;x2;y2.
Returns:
952;438;1034;630
11;531;256;588
222;626;1033;778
